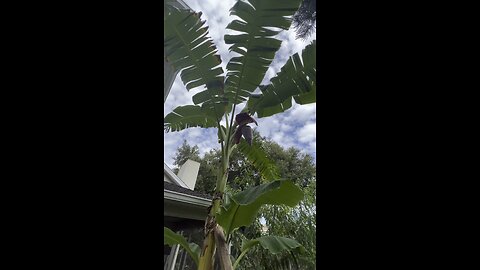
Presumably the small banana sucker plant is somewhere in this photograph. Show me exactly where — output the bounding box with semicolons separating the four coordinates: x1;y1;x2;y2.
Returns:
164;0;316;269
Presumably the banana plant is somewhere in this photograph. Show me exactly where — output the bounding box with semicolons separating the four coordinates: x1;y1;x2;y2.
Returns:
164;0;316;269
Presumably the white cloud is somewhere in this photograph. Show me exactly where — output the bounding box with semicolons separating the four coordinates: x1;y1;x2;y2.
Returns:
256;118;279;139
280;123;293;132
286;103;316;123
272;132;286;145
297;122;316;144
187;128;202;139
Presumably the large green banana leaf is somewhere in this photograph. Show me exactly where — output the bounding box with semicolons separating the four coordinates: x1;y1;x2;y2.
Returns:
164;105;218;132
164;227;200;266
224;0;302;105
164;5;227;119
216;179;303;237
248;40;316;118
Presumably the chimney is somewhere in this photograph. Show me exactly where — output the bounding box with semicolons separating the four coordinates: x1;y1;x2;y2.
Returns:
176;159;200;190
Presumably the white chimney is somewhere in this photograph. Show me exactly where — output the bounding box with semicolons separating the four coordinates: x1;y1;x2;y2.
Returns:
176;159;200;190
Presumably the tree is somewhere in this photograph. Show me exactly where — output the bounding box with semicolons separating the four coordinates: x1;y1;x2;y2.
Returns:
164;1;316;269
292;0;317;40
173;140;201;174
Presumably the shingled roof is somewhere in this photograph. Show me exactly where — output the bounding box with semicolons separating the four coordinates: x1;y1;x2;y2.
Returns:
164;181;212;200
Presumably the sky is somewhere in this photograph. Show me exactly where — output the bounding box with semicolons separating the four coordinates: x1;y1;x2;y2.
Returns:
164;0;316;168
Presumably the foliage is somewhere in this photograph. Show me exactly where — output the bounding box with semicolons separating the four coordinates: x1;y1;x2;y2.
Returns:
172;140;201;174
173;132;316;191
231;155;316;269
164;0;316;269
173;140;201;165
236;137;280;182
261;140;316;188
223;0;303;105
233;235;305;269
260;181;317;269
172;138;317;269
164;105;219;132
164;4;226;120
230;147;316;269
247;40;316;118
164;227;201;266
292;0;317;40
217;179;304;237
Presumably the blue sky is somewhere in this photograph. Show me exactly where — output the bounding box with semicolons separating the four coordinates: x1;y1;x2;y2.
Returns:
164;0;316;168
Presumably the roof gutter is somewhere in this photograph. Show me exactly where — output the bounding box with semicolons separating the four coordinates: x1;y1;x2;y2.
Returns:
164;189;211;207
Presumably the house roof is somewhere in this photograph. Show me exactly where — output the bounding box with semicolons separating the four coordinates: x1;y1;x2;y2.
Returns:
164;181;212;200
